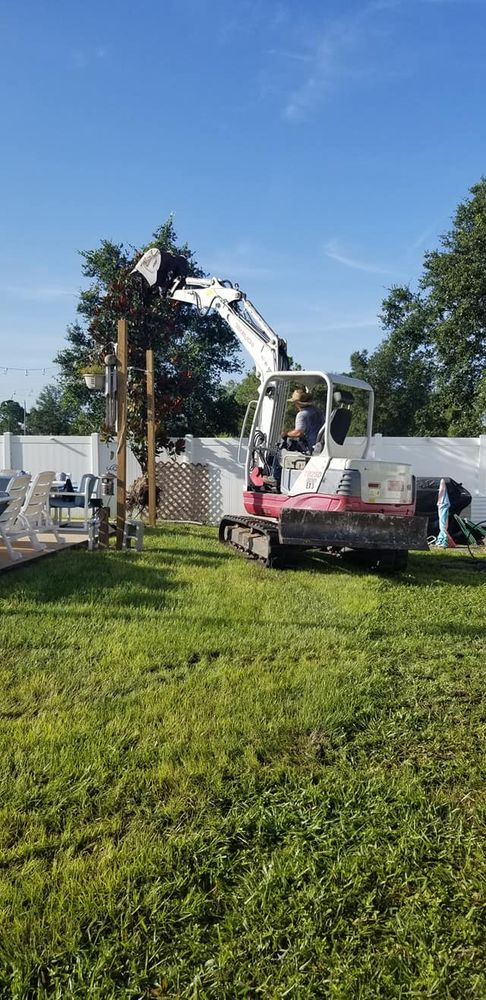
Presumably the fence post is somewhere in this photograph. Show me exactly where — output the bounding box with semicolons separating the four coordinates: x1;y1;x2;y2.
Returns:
371;432;382;460
146;349;156;527
3;432;13;469
116;318;128;549
185;434;194;465
91;433;100;481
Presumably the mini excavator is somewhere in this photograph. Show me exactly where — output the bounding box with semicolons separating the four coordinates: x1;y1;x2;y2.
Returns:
133;248;428;570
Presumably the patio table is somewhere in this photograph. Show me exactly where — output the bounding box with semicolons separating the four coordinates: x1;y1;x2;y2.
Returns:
49;479;82;526
49;478;76;502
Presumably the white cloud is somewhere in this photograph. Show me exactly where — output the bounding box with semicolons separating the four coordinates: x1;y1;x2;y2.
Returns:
267;47;313;63
408;226;436;252
323;316;379;330
203;259;274;280
282;33;346;120
0;284;76;301
323;239;397;275
207;257;273;283
277;0;467;121
203;241;277;280
280;3;391;121
279;316;379;336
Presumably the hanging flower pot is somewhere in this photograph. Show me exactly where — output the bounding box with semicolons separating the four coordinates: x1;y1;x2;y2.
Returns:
81;367;105;391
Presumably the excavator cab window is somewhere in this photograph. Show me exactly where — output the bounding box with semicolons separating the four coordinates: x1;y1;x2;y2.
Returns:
329;390;354;445
329;406;352;446
313;389;354;455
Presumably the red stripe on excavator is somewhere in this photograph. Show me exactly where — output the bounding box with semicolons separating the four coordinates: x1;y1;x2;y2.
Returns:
243;491;415;520
244;491;286;518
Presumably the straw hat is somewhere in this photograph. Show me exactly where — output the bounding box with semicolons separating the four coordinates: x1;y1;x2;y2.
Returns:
290;388;313;405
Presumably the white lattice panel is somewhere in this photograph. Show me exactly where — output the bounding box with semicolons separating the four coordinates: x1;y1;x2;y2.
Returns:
155;462;210;523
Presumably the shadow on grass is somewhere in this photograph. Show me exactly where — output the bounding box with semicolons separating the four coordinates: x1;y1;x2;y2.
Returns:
0;525;240;615
147;546;230;564
0;549;184;613
402;552;486;588
293;549;486;588
420;621;486;639
133;522;486;588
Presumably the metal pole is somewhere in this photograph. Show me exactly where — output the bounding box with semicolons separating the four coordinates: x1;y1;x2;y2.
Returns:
146;349;156;527
116;318;128;550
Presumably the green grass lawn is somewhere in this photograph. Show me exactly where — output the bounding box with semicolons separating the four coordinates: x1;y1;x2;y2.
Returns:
0;526;485;999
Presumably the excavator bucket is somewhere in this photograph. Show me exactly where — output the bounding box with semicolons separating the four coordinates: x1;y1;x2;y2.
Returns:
279;508;429;551
132;248;189;294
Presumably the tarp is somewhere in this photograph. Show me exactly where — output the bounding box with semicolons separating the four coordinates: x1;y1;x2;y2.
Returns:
435;477;450;547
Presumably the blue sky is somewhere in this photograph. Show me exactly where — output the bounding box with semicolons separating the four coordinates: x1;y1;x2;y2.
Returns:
1;0;486;407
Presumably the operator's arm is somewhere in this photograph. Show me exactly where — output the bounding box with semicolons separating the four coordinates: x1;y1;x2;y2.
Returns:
284;410;307;438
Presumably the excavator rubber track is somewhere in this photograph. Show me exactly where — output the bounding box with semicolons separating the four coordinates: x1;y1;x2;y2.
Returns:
219;515;412;572
219;515;291;568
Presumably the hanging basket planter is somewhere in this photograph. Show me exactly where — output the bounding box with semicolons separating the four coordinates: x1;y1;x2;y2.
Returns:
82;372;105;391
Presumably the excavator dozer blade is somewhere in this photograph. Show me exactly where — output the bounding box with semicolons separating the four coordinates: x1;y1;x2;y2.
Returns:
279;508;429;551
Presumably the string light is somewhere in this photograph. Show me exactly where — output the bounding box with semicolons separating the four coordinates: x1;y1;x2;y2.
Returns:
1;365;58;375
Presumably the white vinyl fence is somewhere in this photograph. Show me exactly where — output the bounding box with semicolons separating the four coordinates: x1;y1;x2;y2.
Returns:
0;432;142;495
1;431;486;523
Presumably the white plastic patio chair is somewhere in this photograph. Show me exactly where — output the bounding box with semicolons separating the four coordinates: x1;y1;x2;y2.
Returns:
0;474;45;562
19;471;64;544
49;473;100;531
0;470;25;492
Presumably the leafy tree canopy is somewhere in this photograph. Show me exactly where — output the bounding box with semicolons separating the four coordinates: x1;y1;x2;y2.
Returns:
0;399;24;434
350;287;437;435
55;219;242;467
420;178;486;433
27;385;74;435
350;178;486;436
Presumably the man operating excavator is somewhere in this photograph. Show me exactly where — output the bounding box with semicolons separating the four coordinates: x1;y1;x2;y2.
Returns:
263;388;323;491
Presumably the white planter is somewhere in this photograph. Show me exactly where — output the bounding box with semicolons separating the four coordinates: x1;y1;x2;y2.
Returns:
83;373;105;391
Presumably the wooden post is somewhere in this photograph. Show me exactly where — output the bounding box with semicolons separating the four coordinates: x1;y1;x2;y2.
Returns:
146;348;156;528
116;318;128;550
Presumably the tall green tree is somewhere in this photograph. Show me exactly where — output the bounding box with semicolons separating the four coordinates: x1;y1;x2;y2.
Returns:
350;178;486;436
55;220;242;467
0;399;25;434
53;323;106;434
421;178;486;434
27;385;74;435
350;287;437;435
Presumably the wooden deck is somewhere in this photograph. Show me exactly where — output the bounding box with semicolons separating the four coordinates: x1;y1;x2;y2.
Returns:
0;528;89;573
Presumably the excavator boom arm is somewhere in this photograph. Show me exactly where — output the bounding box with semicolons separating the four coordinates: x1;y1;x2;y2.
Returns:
132;249;288;379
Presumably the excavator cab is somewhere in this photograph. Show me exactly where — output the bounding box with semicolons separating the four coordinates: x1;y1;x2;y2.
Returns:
244;371;373;494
